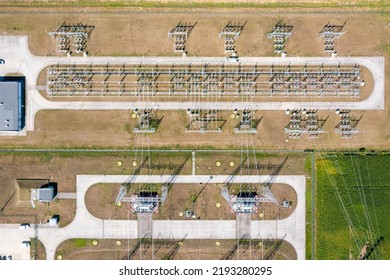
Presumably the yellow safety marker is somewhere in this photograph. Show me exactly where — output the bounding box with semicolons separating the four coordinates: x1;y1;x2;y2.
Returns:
116;241;122;246
92;240;98;246
229;161;235;167
216;202;221;208
215;241;221;247
259;212;264;218
179;212;183;217
116;201;122;207
132;160;138;167
117;160;123;167
56;255;63;260
258;241;263;247
230;114;236;119
178;241;183;246
131;113;137;119
216;161;221;167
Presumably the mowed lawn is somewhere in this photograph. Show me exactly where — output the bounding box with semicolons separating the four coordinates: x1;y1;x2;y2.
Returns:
315;153;390;260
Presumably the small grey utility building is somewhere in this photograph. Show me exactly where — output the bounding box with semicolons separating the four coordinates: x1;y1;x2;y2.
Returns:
0;77;25;131
38;185;58;202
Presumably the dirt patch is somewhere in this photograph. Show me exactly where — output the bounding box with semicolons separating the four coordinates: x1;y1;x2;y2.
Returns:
31;238;47;260
55;238;296;260
195;152;307;175
0;195;75;228
84;153;303;220
0;10;388;150
0;199;75;227
0;106;387;150
255;183;297;220
55;238;135;260
159;183;236;220
85;183;137;220
85;182;297;220
85;183;236;220
1;153;189;226
0;9;387;58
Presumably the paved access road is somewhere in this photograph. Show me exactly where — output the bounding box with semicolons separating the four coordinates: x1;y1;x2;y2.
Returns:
0;36;385;132
0;224;35;260
33;174;305;260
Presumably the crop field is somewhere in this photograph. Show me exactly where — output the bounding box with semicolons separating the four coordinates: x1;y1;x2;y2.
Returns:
315;153;390;260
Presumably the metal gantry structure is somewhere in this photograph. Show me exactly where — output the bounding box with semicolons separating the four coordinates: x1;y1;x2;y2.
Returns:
47;63;363;97
221;243;239;260
115;157;149;204
219;22;246;54
162;236;186;260
267;21;293;55
221;235;286;260
121;160;187;244
124;189;160;214
285;109;328;139
260;158;288;191
221;234;255;260
334;110;362;138
133;109;163;133
136;64;160;96
122;235;187;260
319;22;346;54
168;22;196;53
233;109;262;134
159;156;189;203
116;157;188;209
122;236;149;260
220;157;247;204
48;22;94;54
185;109;226;133
358;236;384;260
231;190;262;214
221;157;287;214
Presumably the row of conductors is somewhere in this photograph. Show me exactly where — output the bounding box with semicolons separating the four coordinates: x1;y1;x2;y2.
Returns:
47;63;362;97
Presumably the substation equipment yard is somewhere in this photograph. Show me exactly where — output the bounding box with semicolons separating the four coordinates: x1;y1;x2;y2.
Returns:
0;13;387;260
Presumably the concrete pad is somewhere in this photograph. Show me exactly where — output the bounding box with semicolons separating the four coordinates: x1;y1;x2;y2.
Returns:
0;224;35;260
137;213;153;238
236;214;251;239
28;174;305;260
56;192;77;199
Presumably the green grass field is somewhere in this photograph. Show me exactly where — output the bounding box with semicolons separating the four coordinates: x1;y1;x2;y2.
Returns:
72;238;88;248
315;153;390;260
